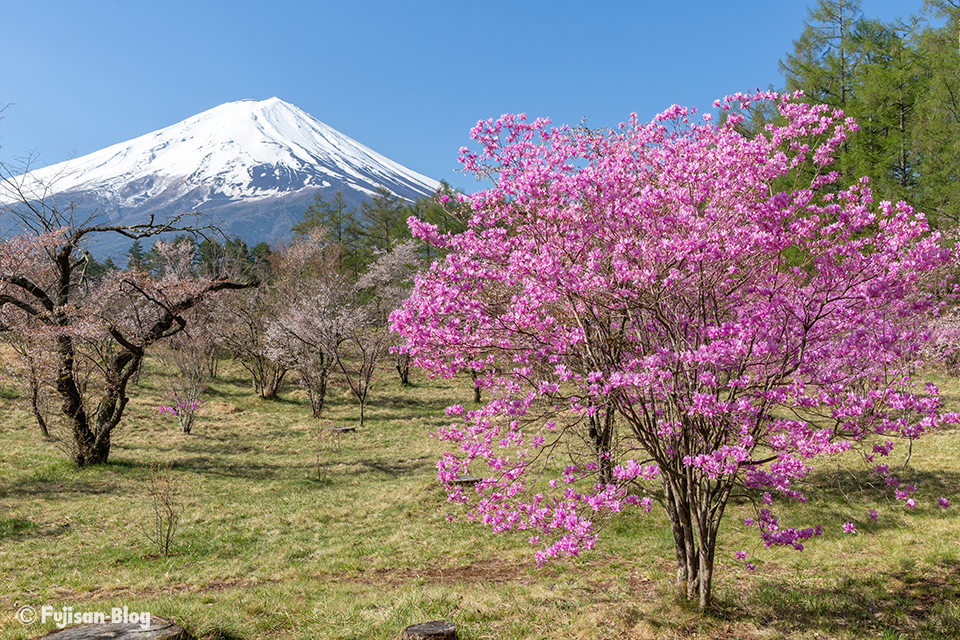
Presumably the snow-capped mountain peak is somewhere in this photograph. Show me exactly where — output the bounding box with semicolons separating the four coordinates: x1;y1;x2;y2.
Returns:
2;98;441;254
17;97;439;207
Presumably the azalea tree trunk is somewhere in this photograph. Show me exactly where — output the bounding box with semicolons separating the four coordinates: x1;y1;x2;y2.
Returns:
179;412;196;435
661;458;731;610
587;407;616;484
663;474;701;601
698;545;714;610
470;369;481;403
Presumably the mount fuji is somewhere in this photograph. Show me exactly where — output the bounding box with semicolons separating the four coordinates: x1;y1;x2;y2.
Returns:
2;98;441;256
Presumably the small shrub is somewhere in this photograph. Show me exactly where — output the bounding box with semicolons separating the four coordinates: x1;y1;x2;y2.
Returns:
142;463;182;557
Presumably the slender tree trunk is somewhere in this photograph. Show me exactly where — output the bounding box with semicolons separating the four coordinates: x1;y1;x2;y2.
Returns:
662;464;728;611
307;365;329;417
205;349;221;379
664;477;689;588
395;352;411;386
899;84;908;188
587;407;615;484
470;369;481;403
179;412;195;434
698;535;715;611
30;384;49;437
682;468;701;601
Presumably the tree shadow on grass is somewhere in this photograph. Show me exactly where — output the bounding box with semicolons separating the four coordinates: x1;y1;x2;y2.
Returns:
351;456;435;478
4;477;118;497
165;450;429;481
123;428;285;459
0;517;70;541
85;453;294;482
793;465;960;516
166;455;291;480
718;558;960;639
172;435;260;454
370;391;450;412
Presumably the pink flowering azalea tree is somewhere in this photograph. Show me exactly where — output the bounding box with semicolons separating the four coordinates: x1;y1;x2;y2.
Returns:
391;92;957;610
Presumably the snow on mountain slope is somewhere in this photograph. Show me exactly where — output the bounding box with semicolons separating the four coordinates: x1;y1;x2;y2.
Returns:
1;98;444;256
8;97;440;208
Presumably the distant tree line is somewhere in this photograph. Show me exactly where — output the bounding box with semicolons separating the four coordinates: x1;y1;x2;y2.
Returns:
78;180;465;281
291;182;465;274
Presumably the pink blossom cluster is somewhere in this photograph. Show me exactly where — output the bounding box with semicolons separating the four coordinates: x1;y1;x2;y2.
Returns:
734;550;757;572
745;510;823;550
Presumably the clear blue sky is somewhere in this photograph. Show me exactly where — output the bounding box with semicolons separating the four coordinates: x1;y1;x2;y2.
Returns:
0;0;932;192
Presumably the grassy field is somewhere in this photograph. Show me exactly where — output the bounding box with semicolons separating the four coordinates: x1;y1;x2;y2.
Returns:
1;360;959;640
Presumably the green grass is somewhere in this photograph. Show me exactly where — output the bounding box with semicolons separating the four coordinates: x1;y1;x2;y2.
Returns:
1;359;959;639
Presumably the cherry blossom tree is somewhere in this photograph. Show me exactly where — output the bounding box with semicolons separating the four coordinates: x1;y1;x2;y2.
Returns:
357;240;422;385
1;296;57;437
149;239;219;434
267;294;340;417
332;309;389;427
212;284;288;399
0;170;253;466
265;232;352;417
264;232;397;425
392;92;957;609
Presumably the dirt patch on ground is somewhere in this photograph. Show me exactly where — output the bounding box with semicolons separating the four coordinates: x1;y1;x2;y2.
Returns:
198;401;243;416
7;556;669;612
3;576;283;609
7;560;532;607
349;557;536;586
